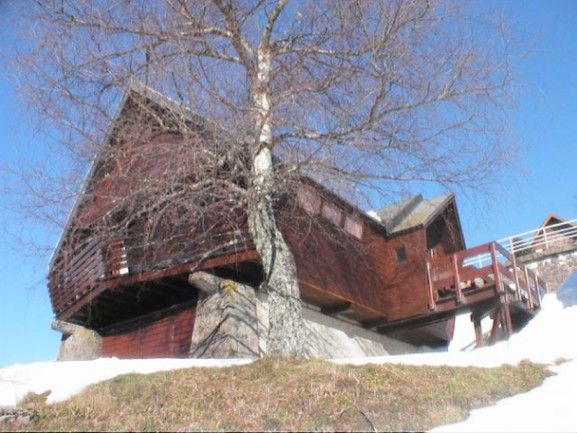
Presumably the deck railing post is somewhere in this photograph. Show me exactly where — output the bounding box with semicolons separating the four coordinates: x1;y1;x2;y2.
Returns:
452;254;464;303
543;229;549;250
426;261;436;311
511;249;521;302
490;243;504;294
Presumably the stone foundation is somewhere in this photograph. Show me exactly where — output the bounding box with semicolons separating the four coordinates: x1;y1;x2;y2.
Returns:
54;274;420;361
300;305;418;357
189;274;418;359
52;320;102;361
524;249;577;292
189;279;262;358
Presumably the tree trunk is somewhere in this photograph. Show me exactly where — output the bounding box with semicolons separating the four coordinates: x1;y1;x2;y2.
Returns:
247;48;307;357
247;188;307;357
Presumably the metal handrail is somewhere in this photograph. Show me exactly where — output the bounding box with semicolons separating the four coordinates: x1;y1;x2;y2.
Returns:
497;218;577;255
463;218;577;268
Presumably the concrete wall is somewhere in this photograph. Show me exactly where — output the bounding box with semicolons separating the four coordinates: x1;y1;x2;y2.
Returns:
258;295;420;357
190;281;420;359
300;305;419;358
524;249;577;292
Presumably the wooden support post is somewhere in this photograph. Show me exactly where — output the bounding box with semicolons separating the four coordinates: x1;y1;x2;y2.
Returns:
488;307;501;345
534;274;543;307
452;254;464;303
524;265;533;309
511;251;521;302
471;312;484;347
500;296;513;339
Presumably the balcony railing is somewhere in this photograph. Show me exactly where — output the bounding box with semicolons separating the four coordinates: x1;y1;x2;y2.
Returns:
48;231;252;317
464;219;577;266
49;238;106;316
426;242;544;312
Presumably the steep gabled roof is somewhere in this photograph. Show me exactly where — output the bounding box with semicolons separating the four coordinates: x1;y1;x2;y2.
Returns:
531;213;577;245
537;213;573;230
374;193;455;235
49;80;199;268
50;80;465;269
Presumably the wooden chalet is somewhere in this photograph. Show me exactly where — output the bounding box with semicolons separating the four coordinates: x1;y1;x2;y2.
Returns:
529;214;577;254
48;83;545;358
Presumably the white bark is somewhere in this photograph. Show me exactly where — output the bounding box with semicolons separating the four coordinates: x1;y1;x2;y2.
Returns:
247;47;307;357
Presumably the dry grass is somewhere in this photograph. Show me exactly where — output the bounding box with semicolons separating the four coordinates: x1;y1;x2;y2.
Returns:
11;357;550;432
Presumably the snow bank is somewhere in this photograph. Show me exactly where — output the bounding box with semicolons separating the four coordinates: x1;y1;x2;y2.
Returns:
334;275;577;432
0;357;253;407
3;274;577;431
333;293;577;368
430;359;577;432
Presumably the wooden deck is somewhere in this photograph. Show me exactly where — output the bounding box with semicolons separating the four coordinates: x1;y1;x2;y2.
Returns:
48;232;256;324
380;241;545;343
50;233;544;345
426;241;544;313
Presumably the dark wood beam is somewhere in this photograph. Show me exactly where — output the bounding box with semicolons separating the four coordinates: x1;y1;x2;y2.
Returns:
103;249;259;289
98;298;198;336
361;316;389;330
158;277;187;291
93;293;143;317
59;282;108;322
376;314;452;333
132;283;183;305
321;302;352;316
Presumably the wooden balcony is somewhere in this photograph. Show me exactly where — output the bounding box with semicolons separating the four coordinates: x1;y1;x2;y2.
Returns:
49;238;106;317
426;241;544;314
369;241;545;346
48;231;254;324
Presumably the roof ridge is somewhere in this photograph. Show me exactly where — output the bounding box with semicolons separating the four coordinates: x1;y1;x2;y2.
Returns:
384;194;423;232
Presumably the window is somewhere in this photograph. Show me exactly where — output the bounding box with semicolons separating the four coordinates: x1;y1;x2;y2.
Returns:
344;215;363;239
297;184;364;240
297;185;321;215
322;202;343;226
395;247;408;263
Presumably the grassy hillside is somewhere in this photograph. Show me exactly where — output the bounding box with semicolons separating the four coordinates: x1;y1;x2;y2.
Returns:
9;357;550;432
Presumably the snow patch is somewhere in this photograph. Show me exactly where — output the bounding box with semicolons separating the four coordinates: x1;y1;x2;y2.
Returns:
366;210;382;222
334;277;577;432
430;360;577;432
3;273;577;431
0;357;253;407
333;294;573;367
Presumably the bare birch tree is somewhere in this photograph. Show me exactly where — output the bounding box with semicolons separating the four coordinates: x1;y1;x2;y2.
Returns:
16;0;512;356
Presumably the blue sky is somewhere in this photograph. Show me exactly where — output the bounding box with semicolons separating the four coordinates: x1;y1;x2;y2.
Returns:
1;1;577;367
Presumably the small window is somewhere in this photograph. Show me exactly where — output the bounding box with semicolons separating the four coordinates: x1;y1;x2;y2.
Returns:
395;247;408;263
344;215;363;239
322;202;343;226
297;185;321;215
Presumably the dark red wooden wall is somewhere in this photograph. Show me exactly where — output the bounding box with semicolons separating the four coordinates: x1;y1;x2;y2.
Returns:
101;306;196;358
